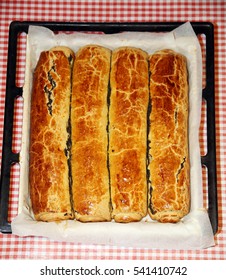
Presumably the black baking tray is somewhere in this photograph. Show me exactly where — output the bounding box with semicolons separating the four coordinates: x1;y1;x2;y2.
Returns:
0;21;218;234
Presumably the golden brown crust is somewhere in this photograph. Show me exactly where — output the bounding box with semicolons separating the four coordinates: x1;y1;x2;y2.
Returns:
71;45;111;222
148;49;190;223
29;47;75;222
109;47;149;222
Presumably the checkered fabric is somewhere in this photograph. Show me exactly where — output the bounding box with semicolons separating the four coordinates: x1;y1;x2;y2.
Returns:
0;0;225;259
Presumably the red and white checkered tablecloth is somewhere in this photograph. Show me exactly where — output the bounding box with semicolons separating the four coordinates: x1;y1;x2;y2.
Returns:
0;0;225;260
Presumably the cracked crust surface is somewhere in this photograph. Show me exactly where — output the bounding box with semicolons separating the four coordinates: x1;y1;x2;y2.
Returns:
148;49;190;223
71;45;111;222
109;47;149;223
29;47;75;222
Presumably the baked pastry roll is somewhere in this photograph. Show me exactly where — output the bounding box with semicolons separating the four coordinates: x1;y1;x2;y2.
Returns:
29;47;75;222
109;47;149;223
71;45;111;222
148;49;190;223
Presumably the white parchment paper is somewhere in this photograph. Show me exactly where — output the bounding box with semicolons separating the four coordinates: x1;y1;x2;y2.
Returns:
11;22;215;249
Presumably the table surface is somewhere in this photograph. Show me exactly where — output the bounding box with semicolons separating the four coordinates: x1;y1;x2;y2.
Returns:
0;0;225;260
